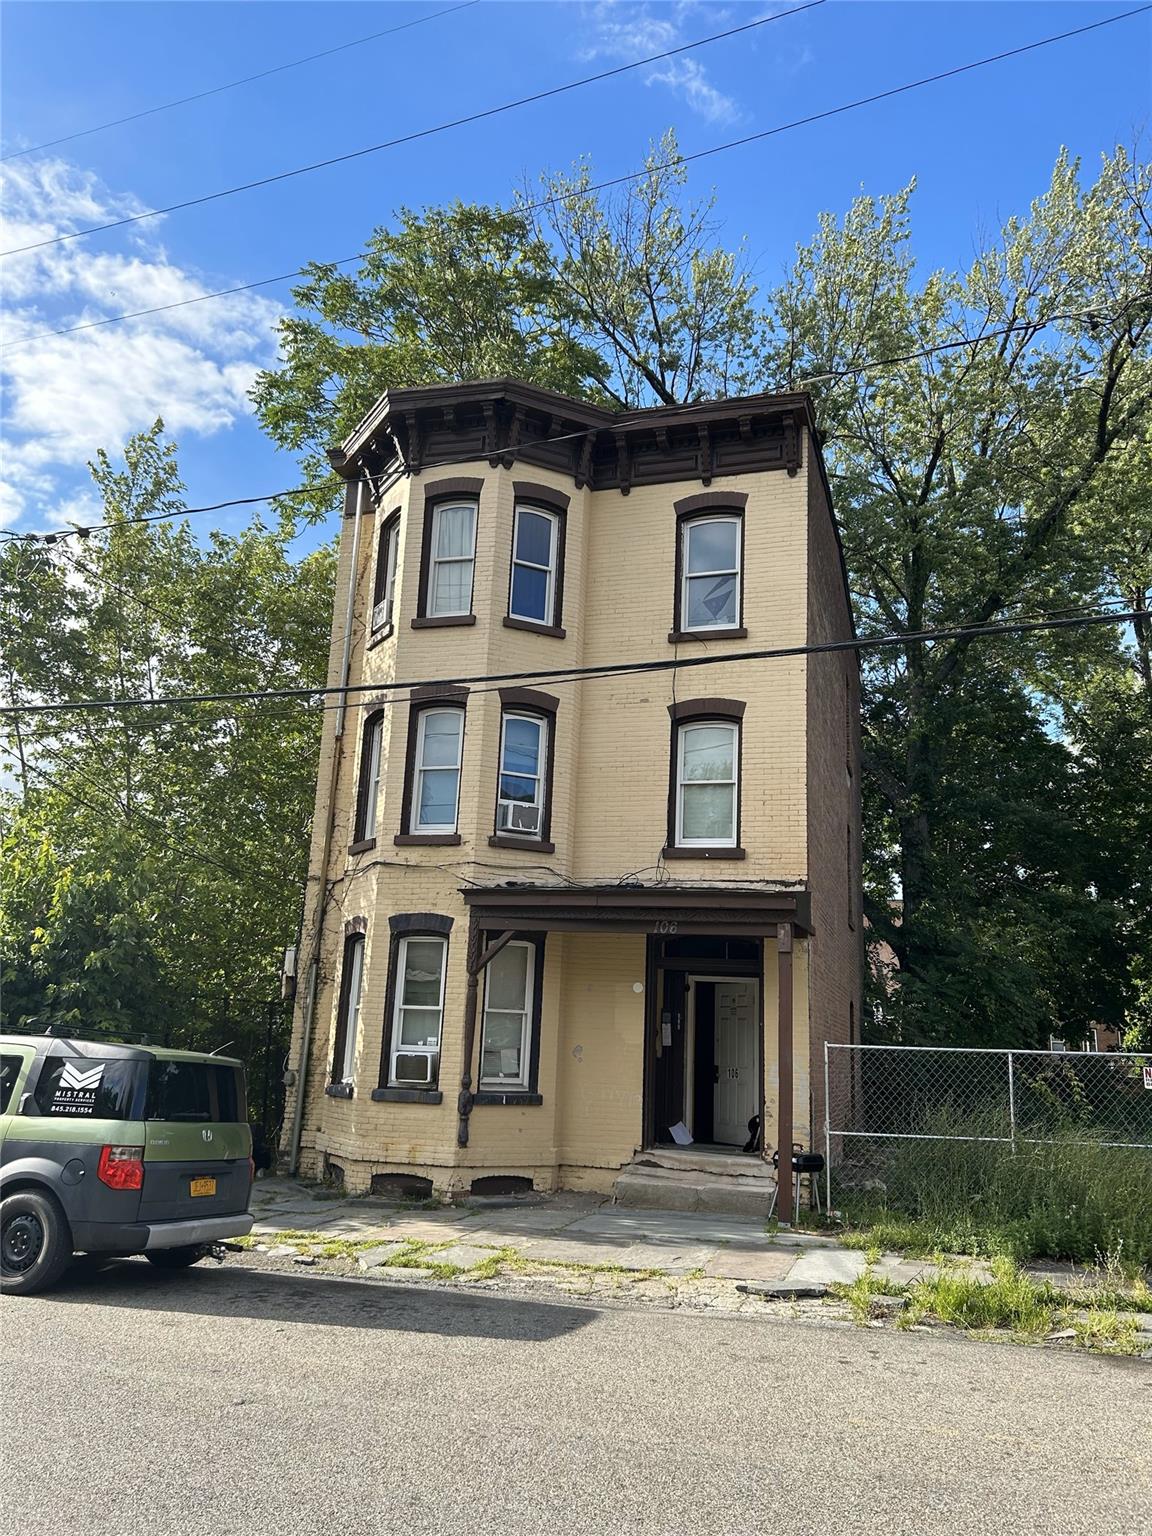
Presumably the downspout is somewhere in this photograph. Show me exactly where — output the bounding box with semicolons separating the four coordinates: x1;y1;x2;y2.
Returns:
287;475;366;1174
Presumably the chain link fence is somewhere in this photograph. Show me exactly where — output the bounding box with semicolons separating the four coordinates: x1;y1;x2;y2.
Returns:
824;1043;1152;1207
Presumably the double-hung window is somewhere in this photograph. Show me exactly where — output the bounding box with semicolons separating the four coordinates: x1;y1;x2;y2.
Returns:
372;515;400;633
675;720;739;847
496;712;546;838
333;934;365;1084
390;936;447;1087
681;516;741;632
480;941;535;1089
411;708;464;833
356;713;384;842
429;502;476;617
509;505;559;626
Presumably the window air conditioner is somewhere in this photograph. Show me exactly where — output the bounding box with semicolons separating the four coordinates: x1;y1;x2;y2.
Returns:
372;600;392;632
393;1053;434;1085
498;801;541;834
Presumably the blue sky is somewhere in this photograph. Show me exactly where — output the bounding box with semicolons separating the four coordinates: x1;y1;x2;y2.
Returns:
1;0;1148;547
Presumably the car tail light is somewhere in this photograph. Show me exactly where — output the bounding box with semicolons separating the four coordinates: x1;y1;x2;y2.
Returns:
98;1144;144;1191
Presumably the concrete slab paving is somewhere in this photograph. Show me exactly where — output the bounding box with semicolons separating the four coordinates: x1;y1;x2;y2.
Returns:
356;1243;410;1270
617;1243;715;1274
788;1249;870;1285
564;1210;766;1246
455;1207;583;1234
705;1249;797;1282
425;1243;500;1269
517;1238;641;1266
874;1257;933;1285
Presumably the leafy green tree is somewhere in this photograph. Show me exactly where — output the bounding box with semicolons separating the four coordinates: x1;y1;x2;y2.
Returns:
0;422;335;1059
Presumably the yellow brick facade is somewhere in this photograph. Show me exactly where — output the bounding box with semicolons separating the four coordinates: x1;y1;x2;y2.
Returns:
281;385;859;1197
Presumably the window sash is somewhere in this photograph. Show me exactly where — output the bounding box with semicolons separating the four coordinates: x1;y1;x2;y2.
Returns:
362;717;383;839
496;712;546;836
413;709;463;832
373;521;399;631
338;937;365;1082
480;942;534;1088
676;721;738;846
681;517;740;631
390;936;446;1086
509;506;557;624
429;503;476;616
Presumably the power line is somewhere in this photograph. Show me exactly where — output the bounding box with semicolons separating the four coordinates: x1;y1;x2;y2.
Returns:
3;290;1144;545
0;2;479;162
3;4;1145;349
0;3;823;258
0;608;1140;719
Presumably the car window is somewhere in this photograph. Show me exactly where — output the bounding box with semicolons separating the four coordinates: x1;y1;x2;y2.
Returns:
145;1061;244;1123
1;1054;27;1113
33;1057;142;1118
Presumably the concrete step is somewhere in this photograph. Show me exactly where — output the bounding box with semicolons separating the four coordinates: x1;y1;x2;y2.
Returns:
631;1148;773;1180
614;1167;775;1218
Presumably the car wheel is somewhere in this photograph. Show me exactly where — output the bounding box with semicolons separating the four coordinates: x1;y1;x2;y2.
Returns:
0;1189;73;1296
145;1245;211;1270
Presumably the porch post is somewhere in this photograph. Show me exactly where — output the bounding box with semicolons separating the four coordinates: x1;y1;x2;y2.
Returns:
776;921;794;1226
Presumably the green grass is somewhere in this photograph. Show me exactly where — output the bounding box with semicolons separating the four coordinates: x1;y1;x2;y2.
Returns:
834;1126;1152;1266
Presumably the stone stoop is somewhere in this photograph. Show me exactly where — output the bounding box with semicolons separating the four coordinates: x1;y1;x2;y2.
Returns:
613;1151;776;1218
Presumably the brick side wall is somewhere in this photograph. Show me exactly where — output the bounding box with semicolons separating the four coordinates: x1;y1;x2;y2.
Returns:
804;447;863;1157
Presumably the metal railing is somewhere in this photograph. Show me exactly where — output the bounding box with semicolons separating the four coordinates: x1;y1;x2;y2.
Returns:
823;1042;1152;1208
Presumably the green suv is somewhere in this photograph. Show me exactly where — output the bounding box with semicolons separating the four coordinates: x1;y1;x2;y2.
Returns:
0;1035;255;1295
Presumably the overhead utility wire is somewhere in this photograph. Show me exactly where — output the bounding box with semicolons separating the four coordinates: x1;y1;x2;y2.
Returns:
0;2;479;162
1;609;1140;719
3;5;1145;350
0;3;823;256
3;292;1144;544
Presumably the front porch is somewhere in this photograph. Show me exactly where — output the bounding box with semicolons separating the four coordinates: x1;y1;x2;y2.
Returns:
459;881;814;1224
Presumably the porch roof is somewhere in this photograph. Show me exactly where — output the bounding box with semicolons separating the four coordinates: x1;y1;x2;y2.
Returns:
460;882;812;936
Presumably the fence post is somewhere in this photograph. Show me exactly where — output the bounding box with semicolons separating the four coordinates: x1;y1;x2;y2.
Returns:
1007;1051;1017;1151
824;1041;832;1216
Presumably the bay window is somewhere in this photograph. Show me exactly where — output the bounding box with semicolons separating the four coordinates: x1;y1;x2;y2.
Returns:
411;708;463;833
389;935;447;1087
429;502;476;617
509;505;559;626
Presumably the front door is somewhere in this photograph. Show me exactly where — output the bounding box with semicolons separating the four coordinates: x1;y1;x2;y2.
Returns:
712;980;758;1146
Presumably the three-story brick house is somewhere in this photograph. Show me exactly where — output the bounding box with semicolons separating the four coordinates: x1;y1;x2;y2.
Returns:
281;379;861;1219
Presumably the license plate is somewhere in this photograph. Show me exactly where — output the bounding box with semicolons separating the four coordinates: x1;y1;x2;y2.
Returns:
190;1177;217;1197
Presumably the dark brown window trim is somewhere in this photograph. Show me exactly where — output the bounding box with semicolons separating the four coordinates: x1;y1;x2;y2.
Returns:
492;692;558;847
366;625;394;649
378;922;452;1094
353;710;386;844
674;490;749;516
371;1087;444;1106
399;689;468;839
389;912;454;936
506;496;567;632
666;707;745;854
661;845;748;861
344;916;368;936
513;480;570;511
502;616;566;639
416;480;482;620
348;838;377;856
411;614;477;630
488;835;556;855
668;698;746;722
478;931;546;1095
473;1092;544;1107
325;1082;354;1099
668;627;748;645
672;505;745;638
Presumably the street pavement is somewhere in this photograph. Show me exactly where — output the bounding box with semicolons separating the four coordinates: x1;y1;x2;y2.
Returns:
2;1257;1148;1536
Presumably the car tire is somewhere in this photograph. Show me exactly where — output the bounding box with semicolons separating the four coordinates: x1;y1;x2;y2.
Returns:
145;1245;211;1270
0;1188;74;1296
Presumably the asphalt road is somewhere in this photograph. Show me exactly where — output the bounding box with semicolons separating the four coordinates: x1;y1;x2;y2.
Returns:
2;1258;1148;1536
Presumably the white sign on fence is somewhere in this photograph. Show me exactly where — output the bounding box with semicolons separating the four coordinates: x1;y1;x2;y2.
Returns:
1143;1065;1152;1091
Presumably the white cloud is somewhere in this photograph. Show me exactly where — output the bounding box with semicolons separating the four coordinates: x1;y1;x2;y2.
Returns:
583;2;743;125
0;158;283;532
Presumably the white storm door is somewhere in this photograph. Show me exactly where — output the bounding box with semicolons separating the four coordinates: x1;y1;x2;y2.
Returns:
713;981;758;1146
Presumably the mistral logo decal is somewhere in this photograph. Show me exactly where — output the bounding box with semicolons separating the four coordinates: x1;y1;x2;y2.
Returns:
51;1060;105;1114
201;1128;214;1143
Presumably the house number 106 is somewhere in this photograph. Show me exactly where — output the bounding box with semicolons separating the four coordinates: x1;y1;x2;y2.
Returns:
654;920;678;934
